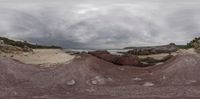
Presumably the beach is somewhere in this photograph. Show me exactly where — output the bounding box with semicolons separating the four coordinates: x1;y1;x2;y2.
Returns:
0;49;75;65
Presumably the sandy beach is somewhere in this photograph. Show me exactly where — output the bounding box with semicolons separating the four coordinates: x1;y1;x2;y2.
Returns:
138;48;196;60
0;49;75;65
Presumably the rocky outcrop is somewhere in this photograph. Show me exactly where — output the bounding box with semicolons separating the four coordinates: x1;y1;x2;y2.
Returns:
114;54;142;66
141;54;174;64
88;51;119;63
1;53;200;98
126;43;178;55
88;51;142;66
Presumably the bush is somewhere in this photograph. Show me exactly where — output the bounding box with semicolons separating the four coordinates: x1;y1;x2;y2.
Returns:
0;37;62;49
187;37;200;53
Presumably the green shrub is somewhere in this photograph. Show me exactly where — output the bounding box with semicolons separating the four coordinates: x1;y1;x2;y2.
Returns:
0;37;62;49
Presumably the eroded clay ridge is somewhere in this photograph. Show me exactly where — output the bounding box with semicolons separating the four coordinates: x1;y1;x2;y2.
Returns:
0;53;200;99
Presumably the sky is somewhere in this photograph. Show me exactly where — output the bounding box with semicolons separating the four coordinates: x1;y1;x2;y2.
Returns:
0;0;200;49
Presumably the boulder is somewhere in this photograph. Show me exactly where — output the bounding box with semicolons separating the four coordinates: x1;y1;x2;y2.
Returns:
88;50;119;63
127;43;178;55
89;51;142;66
115;54;141;66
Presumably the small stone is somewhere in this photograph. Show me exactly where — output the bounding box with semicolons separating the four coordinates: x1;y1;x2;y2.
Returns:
186;80;197;84
67;80;76;86
156;62;164;65
118;67;125;71
107;77;113;81
132;77;142;81
91;76;106;85
162;76;166;80
85;88;95;92
91;80;98;85
143;82;154;87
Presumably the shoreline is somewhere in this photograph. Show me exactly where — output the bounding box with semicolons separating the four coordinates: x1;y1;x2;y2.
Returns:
0;49;75;65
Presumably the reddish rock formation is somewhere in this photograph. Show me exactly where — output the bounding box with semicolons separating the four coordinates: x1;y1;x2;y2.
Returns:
88;50;119;63
115;54;141;66
88;51;142;66
0;53;200;98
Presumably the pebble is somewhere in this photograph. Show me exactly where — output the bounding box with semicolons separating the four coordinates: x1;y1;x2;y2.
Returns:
143;82;154;87
91;76;106;85
85;88;95;92
186;80;197;84
162;76;166;80
67;80;76;86
132;77;142;81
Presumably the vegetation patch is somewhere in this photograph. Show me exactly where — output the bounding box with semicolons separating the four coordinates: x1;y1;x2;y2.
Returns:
187;37;200;53
0;37;62;49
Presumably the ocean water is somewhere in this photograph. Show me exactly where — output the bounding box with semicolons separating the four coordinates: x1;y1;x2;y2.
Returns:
65;49;130;55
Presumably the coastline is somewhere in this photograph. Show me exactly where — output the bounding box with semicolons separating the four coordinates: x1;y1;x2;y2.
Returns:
0;49;75;65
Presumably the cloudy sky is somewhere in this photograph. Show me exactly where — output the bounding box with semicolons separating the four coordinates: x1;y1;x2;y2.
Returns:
0;0;200;49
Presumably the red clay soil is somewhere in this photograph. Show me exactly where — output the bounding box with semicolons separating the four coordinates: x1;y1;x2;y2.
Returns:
0;53;200;99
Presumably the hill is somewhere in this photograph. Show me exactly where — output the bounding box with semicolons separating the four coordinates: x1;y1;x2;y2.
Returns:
0;36;62;49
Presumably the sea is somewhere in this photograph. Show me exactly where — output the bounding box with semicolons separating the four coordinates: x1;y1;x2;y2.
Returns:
65;49;130;55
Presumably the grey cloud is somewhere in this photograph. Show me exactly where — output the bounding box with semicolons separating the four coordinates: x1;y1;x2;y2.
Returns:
0;2;200;49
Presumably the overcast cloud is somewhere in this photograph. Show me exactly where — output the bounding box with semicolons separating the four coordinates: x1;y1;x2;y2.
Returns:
0;0;200;49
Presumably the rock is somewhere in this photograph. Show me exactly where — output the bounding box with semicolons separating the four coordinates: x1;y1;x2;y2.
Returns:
156;62;164;66
10;55;14;57
85;88;95;92
89;51;142;66
132;77;142;81
143;82;154;87
91;76;106;85
162;75;166;80
186;80;197;84
126;43;178;55
107;77;113;81
115;54;141;66
66;80;76;86
141;55;173;64
88;50;119;63
161;54;173;61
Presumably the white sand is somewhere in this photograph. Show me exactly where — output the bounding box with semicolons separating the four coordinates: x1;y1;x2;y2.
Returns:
138;48;197;60
178;48;197;54
2;49;75;65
